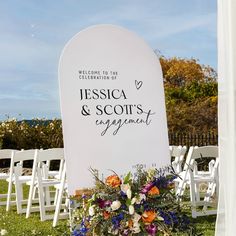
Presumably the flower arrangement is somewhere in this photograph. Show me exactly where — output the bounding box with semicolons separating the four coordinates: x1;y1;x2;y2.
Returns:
71;166;194;236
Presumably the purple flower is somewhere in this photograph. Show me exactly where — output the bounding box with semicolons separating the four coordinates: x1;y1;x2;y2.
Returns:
141;182;155;194
97;199;112;208
145;224;157;235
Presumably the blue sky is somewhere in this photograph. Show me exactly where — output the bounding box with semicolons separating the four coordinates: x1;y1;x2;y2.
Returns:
0;0;217;120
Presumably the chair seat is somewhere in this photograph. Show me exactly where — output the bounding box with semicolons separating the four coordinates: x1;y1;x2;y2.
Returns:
7;175;32;183
174;170;212;182
26;178;61;187
48;171;59;178
54;182;67;193
0;173;9;179
191;175;215;183
41;179;61;186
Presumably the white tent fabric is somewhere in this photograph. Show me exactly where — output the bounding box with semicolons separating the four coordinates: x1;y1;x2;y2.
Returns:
216;0;236;235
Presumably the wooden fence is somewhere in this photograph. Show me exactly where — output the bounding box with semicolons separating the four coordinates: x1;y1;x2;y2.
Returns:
168;132;218;147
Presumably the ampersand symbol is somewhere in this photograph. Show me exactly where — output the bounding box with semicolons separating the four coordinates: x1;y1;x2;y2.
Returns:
81;105;91;116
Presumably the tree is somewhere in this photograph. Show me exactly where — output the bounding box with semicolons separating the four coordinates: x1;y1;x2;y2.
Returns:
159;56;218;133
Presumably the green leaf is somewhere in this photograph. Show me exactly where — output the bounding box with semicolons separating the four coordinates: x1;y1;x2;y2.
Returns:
126;199;131;206
123;172;131;184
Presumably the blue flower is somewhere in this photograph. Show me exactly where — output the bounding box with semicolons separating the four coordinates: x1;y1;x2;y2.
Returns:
169;211;179;224
72;219;89;236
120;191;127;197
154;175;170;189
72;229;86;236
112;213;124;228
159;211;172;225
180;214;190;229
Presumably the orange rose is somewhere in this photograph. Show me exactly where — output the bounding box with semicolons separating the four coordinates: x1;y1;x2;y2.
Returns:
142;210;156;224
148;186;160;196
103;211;110;220
105;175;121;188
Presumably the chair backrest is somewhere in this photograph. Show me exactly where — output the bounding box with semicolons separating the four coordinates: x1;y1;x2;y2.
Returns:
38;148;64;162
7;149;38;182
184;146;218;171
171;146;187;173
171;146;187;158
12;149;38;163
32;148;65;178
0;149;16;160
169;146;174;156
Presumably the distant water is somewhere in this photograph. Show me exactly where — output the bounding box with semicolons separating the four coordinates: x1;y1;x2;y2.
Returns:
17;119;57;126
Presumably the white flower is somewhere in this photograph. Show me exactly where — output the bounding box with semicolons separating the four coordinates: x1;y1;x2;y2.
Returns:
129;205;135;215
127;189;132;199
89;205;95;216
132;222;141;234
0;229;7;235
133;213;141;222
120;184;130;193
108;228;119;235
157;216;164;221
131;197;137;205
136;193;146;204
111;200;121;211
131;213;141;234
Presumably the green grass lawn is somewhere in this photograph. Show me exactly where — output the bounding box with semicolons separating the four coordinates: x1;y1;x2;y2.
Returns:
0;180;216;236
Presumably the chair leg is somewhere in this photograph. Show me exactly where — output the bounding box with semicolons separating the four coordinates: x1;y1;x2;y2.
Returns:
38;185;46;221
53;188;64;227
45;186;51;206
54;188;59;206
33;185;37;200
26;181;36;218
176;182;186;197
189;180;197;218
53;168;66;227
195;183;200;202
6;181;13;211
15;183;23;214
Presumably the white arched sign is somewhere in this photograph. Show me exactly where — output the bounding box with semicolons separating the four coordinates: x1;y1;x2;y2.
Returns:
59;25;170;194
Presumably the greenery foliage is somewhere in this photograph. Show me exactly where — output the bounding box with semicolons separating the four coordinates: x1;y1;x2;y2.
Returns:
0;118;63;149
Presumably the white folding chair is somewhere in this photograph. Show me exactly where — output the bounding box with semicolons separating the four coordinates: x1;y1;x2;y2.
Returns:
170;146;187;174
189;157;219;217
174;146;218;217
0;149;16;206
26;148;65;221
175;146;218;197
6;149;37;213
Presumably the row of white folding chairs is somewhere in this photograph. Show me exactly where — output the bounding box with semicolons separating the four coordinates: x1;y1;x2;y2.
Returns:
173;145;219;218
0;148;68;225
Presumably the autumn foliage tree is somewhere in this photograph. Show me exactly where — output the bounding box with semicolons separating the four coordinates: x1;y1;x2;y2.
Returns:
159;56;218;133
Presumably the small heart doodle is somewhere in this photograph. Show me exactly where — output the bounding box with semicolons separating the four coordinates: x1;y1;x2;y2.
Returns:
135;80;143;90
